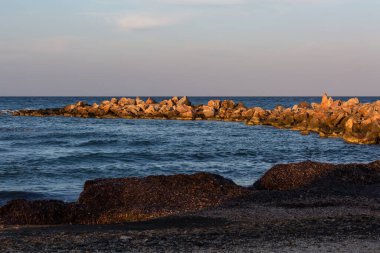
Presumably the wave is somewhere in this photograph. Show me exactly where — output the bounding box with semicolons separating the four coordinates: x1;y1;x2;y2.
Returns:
77;139;119;147
0;109;14;115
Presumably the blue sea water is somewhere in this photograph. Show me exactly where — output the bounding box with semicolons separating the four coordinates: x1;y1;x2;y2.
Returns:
1;96;380;206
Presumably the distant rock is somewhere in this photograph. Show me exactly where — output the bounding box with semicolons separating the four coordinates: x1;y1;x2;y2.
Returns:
146;97;156;105
177;96;191;106
11;94;380;144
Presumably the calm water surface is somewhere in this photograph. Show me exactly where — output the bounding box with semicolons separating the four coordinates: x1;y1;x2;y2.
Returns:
1;97;379;205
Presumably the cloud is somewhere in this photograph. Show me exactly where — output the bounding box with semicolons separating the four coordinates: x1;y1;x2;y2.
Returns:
159;0;246;5
117;14;180;30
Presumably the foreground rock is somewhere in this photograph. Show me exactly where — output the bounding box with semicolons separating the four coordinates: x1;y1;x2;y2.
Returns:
13;94;380;144
254;160;380;191
1;161;379;226
0;173;247;225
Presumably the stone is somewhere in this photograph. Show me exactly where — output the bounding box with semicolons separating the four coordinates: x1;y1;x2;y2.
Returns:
320;93;334;110
221;100;235;109
0;200;67;225
76;173;247;224
176;104;192;114
201;106;215;118
145;105;160;115
253;161;380;191
343;98;360;107
75;101;87;107
171;96;179;104
177;96;191;106
146;97;156;105
110;98;118;104
63;104;76;113
118;97;136;106
207;100;221;110
298;102;311;109
136;97;145;105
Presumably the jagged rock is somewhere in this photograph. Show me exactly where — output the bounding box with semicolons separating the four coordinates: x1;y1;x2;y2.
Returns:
118;97;136;106
298;102;311;109
321;93;333;110
110;98;118;104
145;105;160;115
201;106;215;118
176;104;192;114
208;100;221;110
12;94;380;144
75;101;87;107
344;98;360;107
136;97;144;105
177;96;191;106
171;96;179;104
221;100;235;109
146;97;156;105
63;104;75;113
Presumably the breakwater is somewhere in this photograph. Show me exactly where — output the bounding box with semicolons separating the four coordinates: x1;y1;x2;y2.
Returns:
13;94;380;144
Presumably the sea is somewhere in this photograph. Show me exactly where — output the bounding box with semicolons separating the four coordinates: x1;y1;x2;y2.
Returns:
1;96;380;206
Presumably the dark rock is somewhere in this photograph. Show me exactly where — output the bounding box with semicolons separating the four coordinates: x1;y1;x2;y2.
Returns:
76;172;247;224
0;173;247;225
0;200;67;225
253;161;380;191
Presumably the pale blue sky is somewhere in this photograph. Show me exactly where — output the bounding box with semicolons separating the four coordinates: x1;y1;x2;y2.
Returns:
1;0;379;96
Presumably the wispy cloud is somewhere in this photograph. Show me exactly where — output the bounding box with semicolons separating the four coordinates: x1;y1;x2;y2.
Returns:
117;14;180;30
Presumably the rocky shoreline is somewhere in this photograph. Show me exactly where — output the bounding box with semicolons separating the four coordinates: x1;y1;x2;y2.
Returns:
13;94;380;144
1;160;380;252
1;160;379;225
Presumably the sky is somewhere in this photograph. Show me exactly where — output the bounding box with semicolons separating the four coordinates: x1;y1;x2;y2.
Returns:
0;0;379;96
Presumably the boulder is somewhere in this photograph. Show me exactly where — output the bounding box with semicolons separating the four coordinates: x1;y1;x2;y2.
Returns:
320;93;333;110
77;173;247;224
63;104;76;113
207;100;221;110
176;104;192;114
0;200;67;225
253;161;380;191
343;98;360;107
221;100;235;109
146;97;156;105
75;101;88;107
145;104;160;115
125;105;141;115
298;102;311;109
171;96;179;104
177;96;191;106
110;98;118;104
118;97;136;106
136;97;145;105
0;173;247;225
201;106;215;118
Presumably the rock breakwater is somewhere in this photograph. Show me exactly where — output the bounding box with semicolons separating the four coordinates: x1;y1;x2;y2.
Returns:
13;94;380;144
